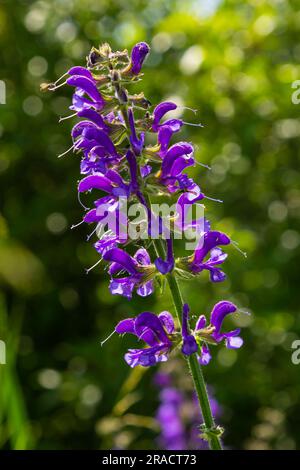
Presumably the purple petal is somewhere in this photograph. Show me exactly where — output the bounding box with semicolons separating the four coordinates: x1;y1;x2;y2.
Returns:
109;277;136;298
94;234;120;255
137;280;154;297
77;109;109;131
152;102;177;131
103;248;137;275
158;311;175;334
210;301;237;339
181;303;190;339
82;127;117;156
71;120;96;140
134;248;151;266
66;76;104;107
195;315;207;331
162;142;193;176
135;311;170;345
68;66;93;80
83;208;105;223
209;268;226;283
78;174;114;193
125;344;166;368
182;334;198;356
131;42;150;75
198;344;212;365
115;318;135;334
140;164;152;178
128;108;145;155
225;335;243;349
194;231;230;264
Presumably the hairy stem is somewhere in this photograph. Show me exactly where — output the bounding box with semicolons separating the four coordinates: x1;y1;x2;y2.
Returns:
153;237;223;451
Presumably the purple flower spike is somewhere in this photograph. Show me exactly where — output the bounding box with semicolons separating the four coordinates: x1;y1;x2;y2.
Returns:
181;304;198;356
130;42;150;75
115;310;174;367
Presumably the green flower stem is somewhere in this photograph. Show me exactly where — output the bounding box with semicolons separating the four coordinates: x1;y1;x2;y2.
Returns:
153;237;223;451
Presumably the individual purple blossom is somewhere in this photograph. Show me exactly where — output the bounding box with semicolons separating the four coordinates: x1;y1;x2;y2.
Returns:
115;311;175;367
158;120;183;158
78;170;130;229
195;301;243;365
103;247;156;298
155;141;205;208
67;66;105;111
130;42;150;75
178;231;230;282
152;101;178;132
94;232;127;256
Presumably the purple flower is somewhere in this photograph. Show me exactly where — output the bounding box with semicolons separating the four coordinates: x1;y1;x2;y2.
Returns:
157;141;205;206
178;231;230;282
103;247;156;298
115;310;175;367
195;301;243;366
130;42;150;75
94;232;127;256
128;108;145;155
158;120;183;158
155;238;175;275
78;170;130;229
156;387;186;450
67;67;105;111
154;371;222;450
152;102;178;132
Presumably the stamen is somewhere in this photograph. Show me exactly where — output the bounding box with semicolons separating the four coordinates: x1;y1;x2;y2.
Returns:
77;192;90;211
182;121;204;128
59;112;77;122
87;227;98;241
205;195;223;203
177;105;198;114
85;258;102;274
195;161;211;170
100;329;115;347
57;144;75;159
231;240;247;258
48;80;67;91
53;72;69;85
238;308;251;316
71;220;84;229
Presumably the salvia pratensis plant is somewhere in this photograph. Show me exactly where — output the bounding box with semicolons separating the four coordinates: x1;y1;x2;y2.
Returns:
43;41;246;450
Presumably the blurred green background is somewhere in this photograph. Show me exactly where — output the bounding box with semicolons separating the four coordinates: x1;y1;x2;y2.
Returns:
1;0;300;450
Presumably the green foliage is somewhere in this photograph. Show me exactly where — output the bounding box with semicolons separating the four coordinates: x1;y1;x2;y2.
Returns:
0;0;300;450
